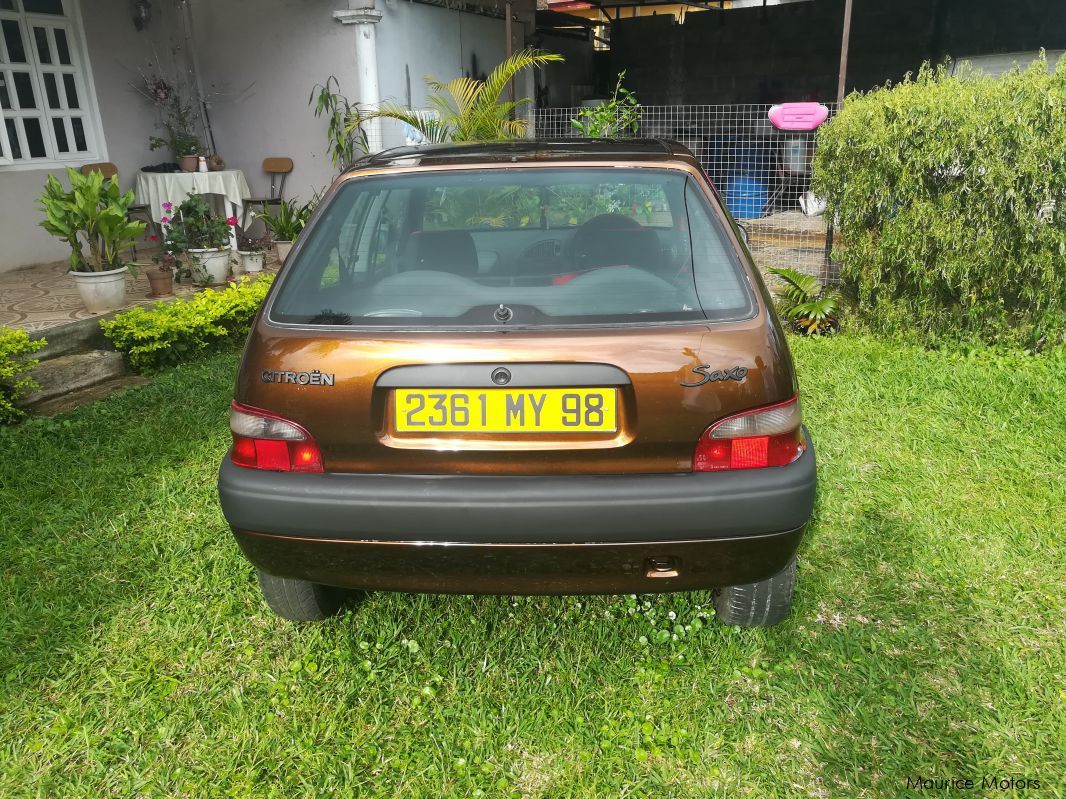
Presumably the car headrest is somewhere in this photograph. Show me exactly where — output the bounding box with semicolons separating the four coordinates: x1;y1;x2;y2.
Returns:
572;214;660;270
404;230;478;278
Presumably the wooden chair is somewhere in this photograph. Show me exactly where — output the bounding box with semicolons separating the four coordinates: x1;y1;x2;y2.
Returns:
81;162;154;256
242;157;294;227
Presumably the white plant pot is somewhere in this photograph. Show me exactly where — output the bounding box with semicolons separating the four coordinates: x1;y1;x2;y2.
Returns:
188;248;231;285
274;241;294;263
69;266;128;314
240;251;265;273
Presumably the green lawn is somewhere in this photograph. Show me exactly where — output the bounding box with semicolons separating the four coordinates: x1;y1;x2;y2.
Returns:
1;335;1063;798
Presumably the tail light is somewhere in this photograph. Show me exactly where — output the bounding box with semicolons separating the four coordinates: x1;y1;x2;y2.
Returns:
693;395;805;472
229;402;323;473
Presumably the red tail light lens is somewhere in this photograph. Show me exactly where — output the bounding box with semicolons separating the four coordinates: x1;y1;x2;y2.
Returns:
229;402;323;473
693;395;805;471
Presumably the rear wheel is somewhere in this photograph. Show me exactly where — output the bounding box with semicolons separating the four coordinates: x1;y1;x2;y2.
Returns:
256;570;344;621
713;557;796;627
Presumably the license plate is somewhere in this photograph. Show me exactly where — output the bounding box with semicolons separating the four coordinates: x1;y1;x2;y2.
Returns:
393;388;617;433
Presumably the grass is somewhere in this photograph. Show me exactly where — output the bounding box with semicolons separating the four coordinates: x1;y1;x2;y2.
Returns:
0;335;1063;798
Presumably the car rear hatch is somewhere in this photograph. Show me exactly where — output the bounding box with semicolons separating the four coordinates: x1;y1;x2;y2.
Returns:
234;162;797;476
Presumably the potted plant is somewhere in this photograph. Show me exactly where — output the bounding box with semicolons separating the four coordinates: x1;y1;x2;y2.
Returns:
149;94;202;171
143;252;178;297
237;233;267;274
38;169;146;314
259;198;313;262
162;195;235;285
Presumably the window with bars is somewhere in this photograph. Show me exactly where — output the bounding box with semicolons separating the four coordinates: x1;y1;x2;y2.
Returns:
0;0;101;167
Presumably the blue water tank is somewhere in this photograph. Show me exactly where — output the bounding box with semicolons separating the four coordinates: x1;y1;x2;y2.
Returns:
724;175;768;219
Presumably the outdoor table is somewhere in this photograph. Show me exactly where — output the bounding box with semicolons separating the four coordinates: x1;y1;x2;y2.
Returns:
134;169;252;250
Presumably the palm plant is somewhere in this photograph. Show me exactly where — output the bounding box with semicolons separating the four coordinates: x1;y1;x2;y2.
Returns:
346;49;563;145
768;267;842;335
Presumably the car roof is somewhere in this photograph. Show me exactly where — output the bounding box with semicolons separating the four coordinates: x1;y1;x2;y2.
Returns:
346;138;700;172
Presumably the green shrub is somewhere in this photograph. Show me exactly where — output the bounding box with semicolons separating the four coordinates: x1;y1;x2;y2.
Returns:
571;71;641;138
101;275;274;372
768;266;842;335
812;56;1066;350
0;327;45;424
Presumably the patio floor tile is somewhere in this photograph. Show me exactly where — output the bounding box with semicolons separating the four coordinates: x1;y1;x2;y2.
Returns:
0;250;281;333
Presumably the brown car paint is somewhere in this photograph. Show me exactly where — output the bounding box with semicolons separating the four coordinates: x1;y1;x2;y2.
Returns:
235;158;795;476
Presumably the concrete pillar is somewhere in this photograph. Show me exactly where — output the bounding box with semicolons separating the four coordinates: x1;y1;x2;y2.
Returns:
333;0;383;152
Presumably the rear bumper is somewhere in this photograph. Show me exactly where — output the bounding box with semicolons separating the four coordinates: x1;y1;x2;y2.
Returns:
219;429;815;593
233;528;805;594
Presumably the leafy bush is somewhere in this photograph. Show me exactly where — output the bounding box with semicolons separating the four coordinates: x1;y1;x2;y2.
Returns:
0;327;45;424
101;276;274;372
812;56;1066;350
571;71;641;138
310;76;368;169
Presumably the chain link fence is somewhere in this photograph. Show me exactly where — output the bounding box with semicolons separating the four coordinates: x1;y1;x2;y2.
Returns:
532;104;840;284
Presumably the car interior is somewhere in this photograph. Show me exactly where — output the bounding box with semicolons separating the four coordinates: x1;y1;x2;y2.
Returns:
270;170;751;325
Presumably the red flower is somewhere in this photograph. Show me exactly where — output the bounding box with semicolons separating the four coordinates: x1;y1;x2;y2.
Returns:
160;215;171;225
226;216;238;226
149;234;159;242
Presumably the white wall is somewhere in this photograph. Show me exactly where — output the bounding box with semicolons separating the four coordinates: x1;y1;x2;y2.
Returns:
0;0;179;272
188;0;359;204
191;0;511;208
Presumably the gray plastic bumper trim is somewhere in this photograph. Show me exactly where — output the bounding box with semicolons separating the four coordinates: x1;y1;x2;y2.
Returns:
218;429;815;545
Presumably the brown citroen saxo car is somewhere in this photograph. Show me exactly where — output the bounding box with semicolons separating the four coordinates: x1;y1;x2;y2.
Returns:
218;139;816;625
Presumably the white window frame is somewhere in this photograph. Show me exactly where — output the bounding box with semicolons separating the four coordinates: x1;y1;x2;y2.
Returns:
0;0;107;170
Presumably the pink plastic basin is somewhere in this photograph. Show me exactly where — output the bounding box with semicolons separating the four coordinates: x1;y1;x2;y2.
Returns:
768;103;830;131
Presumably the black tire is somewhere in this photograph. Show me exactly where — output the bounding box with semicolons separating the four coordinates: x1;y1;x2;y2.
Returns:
256;570;344;621
713;557;797;627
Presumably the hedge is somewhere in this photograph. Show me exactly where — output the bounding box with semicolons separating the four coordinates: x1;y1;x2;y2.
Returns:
0;327;45;424
101;275;274;373
812;56;1066;350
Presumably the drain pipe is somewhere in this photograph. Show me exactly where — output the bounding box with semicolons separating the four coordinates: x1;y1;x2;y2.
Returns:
334;0;383;152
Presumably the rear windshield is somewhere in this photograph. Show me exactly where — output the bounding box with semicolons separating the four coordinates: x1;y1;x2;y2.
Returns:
269;168;753;327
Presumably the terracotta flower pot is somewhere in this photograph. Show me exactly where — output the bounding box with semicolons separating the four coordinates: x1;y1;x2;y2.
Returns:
145;266;175;297
178;155;198;172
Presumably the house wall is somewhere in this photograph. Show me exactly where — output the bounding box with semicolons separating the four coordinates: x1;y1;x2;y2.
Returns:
189;0;511;209
187;0;360;205
0;0;179;273
377;1;512;128
0;0;519;273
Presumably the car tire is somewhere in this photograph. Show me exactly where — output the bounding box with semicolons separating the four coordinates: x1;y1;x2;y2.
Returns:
713;557;796;627
256;570;344;621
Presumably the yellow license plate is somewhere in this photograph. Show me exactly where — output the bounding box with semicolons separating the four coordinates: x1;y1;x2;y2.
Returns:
394;388;617;433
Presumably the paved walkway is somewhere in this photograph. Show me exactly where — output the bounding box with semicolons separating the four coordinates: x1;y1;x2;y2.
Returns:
0;250;281;333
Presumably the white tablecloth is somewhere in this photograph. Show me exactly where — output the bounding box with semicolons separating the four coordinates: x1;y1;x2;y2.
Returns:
134;170;252;224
